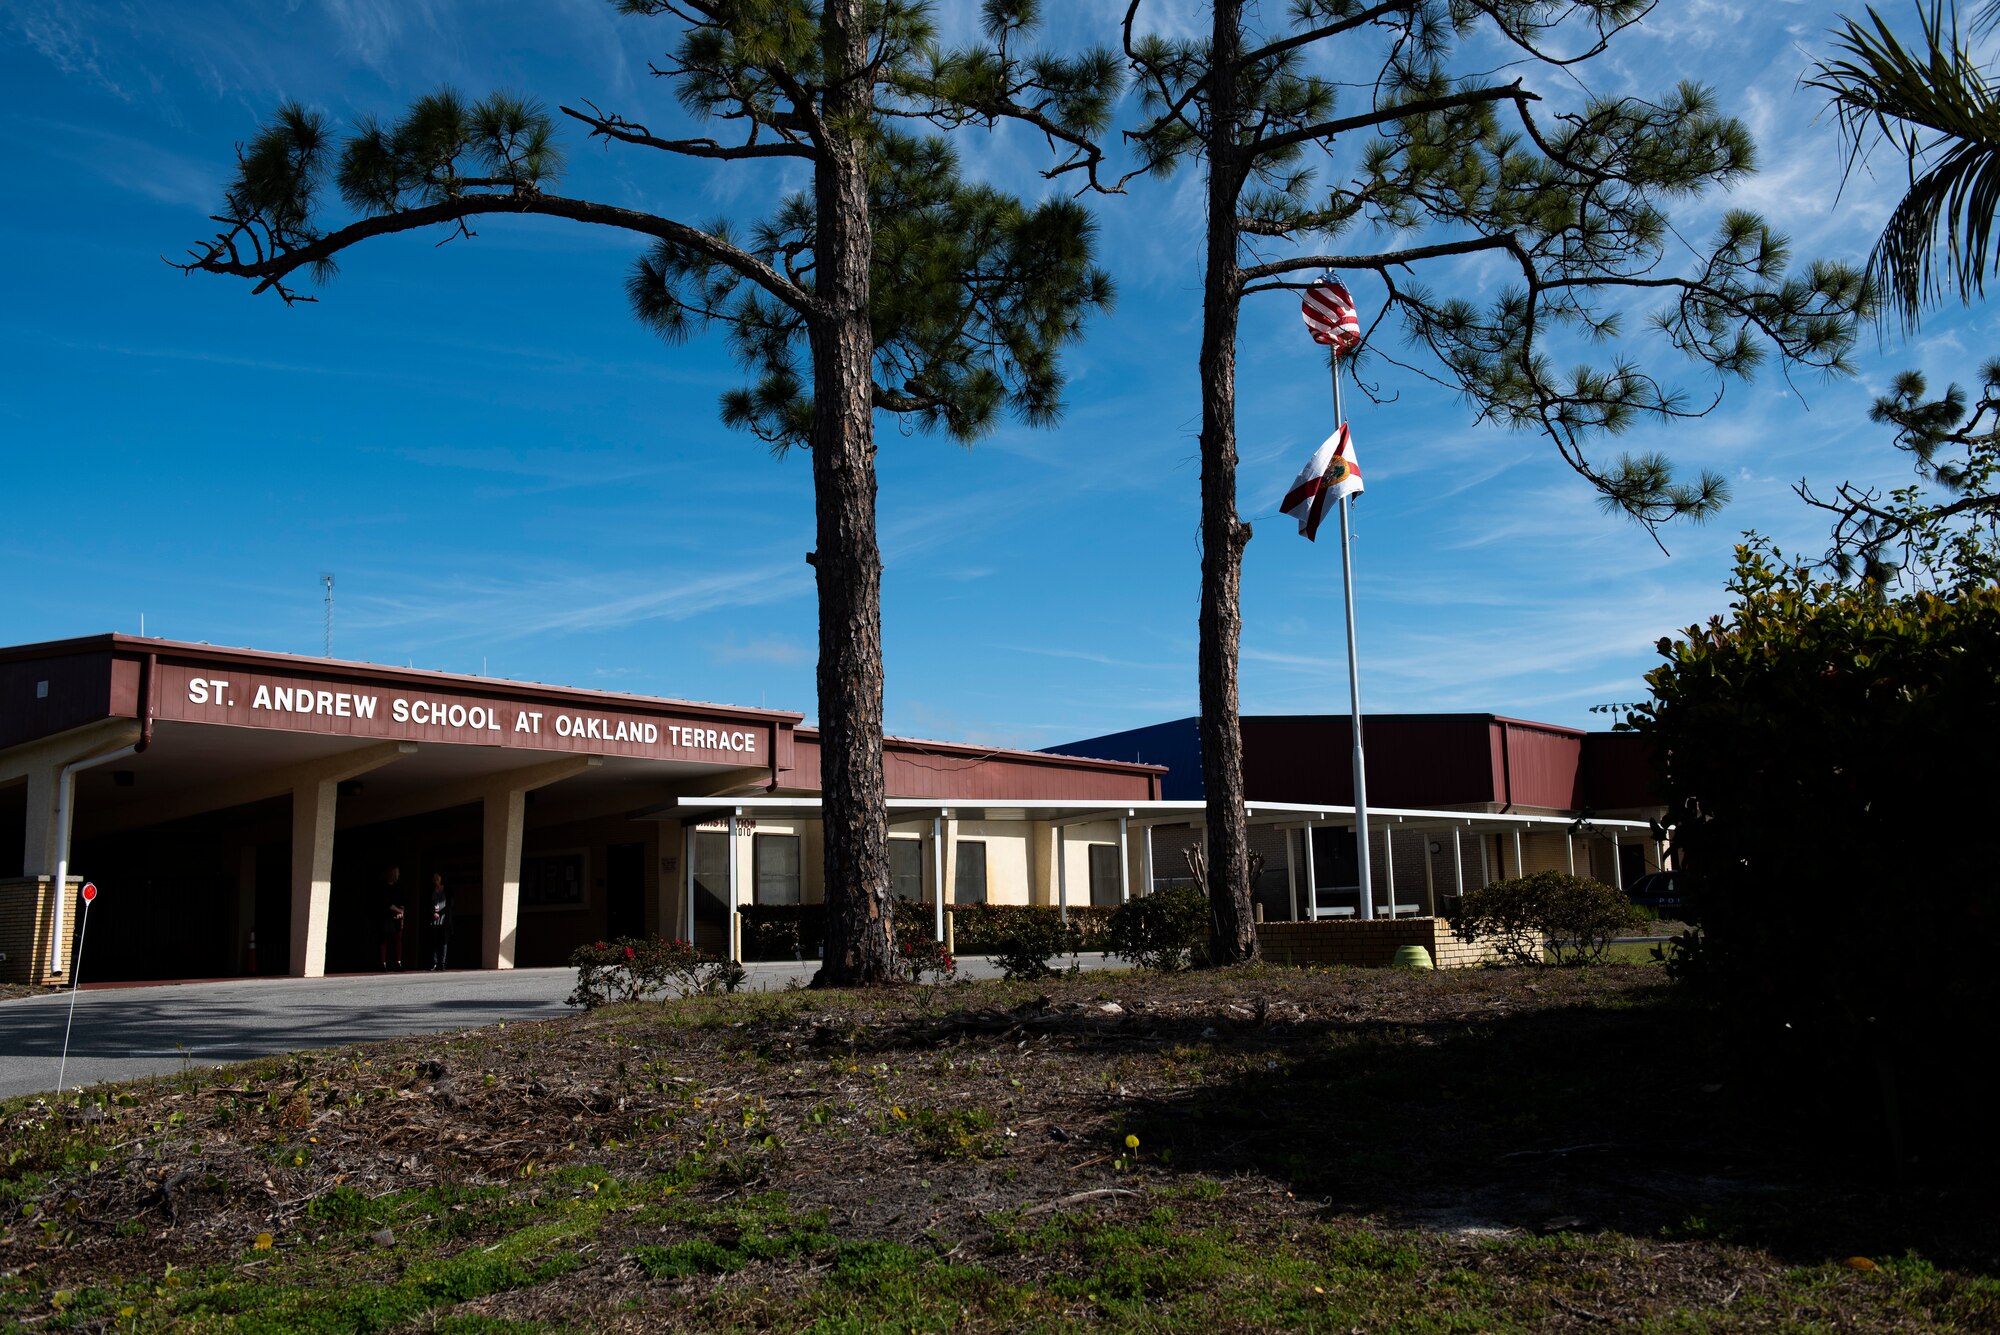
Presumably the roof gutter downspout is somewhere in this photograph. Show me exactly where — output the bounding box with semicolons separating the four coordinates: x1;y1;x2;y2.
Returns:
137;652;156;753
1498;719;1514;815
49;652;155;977
47;742;138;977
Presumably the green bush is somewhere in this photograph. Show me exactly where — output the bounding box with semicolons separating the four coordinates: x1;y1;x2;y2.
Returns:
737;904;823;961
991;912;1083;980
1446;871;1646;966
932;903;1112;955
1103;885;1208;972
1631;541;2000;1175
566;936;743;1009
734;901;1112;961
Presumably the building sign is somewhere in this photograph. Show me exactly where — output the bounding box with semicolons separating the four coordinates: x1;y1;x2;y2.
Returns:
154;664;770;764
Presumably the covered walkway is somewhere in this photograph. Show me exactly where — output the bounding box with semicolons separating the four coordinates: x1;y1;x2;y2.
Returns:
670;796;1659;956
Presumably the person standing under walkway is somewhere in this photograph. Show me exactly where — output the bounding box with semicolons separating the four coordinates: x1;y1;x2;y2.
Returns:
428;871;452;971
379;865;405;971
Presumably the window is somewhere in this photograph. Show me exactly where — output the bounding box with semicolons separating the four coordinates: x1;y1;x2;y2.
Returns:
521;850;587;911
1088;844;1121;907
753;833;801;905
890;839;924;901
953;841;987;905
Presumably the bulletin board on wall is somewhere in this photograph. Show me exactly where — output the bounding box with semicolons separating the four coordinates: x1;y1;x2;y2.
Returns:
522;849;590;912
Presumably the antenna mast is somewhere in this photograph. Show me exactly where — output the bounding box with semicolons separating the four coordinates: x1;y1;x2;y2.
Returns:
321;572;335;658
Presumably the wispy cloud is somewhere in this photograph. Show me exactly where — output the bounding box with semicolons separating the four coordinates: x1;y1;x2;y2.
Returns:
11;114;221;207
7;2;132;100
1006;644;1180;672
339;557;812;648
709;633;809;667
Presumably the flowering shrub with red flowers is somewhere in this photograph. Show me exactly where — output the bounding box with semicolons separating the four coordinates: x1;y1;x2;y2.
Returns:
566;936;746;1009
898;934;957;984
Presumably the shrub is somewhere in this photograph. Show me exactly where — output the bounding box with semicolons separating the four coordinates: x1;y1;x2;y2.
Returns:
737;905;824;961
735;902;1113;961
991;912;1083;980
566;937;743;1009
919;903;1114;955
1447;871;1646;966
1104;885;1208;972
1631;540;2000;1175
897;934;957;984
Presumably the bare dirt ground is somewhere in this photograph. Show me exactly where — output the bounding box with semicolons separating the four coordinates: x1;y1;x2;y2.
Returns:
2;964;1992;1331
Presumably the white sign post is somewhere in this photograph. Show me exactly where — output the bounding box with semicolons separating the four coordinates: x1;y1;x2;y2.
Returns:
55;881;97;1098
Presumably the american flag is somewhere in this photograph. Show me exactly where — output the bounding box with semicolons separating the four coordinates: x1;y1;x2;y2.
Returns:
1302;279;1361;355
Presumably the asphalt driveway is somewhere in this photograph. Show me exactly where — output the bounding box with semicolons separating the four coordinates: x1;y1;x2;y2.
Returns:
0;953;1113;1101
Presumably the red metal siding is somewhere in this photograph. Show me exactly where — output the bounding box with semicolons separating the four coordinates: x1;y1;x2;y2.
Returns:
0;651;117;751
1242;715;1501;807
787;735;1160;802
1579;731;1660;810
1497;722;1585;811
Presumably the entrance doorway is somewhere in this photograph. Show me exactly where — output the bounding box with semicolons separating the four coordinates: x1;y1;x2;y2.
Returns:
689;831;731;954
605;842;646;940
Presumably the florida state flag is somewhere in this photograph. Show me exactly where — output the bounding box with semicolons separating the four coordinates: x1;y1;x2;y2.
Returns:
1279;424;1363;542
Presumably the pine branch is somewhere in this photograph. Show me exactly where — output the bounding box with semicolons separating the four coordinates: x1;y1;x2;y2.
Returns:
178;191;808;313
559;102;814;159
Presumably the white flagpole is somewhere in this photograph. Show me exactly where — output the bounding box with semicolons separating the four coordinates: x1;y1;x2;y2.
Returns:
1330;353;1374;919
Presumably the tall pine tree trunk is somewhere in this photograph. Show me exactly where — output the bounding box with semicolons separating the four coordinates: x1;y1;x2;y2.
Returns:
811;0;896;986
1198;0;1260;966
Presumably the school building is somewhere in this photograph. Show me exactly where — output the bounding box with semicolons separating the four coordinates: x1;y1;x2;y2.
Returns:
1;635;1660;985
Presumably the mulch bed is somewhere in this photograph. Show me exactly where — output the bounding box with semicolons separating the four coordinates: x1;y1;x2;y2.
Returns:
2;965;1992;1330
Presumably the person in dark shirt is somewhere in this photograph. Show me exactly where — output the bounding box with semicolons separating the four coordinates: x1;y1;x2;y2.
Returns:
428;871;452;971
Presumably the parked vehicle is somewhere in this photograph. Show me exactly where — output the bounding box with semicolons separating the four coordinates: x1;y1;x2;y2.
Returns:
1625;870;1682;911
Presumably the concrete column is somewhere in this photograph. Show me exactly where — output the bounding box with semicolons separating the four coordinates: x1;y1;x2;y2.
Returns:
290;779;338;978
482;787;526;970
1285;827;1299;921
1055;821;1067;922
1303;821;1319;921
1383;825;1395;913
933;815;946;942
1118;813;1132;903
465;755;600;971
272;741;418;979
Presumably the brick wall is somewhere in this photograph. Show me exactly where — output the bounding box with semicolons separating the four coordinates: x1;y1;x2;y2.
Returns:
0;876;80;986
1255;916;1521;969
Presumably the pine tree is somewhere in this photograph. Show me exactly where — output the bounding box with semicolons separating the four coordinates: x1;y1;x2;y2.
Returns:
1121;0;1873;963
177;0;1117;985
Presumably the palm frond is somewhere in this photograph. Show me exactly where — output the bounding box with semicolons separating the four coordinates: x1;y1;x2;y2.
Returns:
1806;3;2000;329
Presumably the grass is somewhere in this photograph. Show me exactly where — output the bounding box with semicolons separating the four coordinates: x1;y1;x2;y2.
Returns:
1;966;1993;1332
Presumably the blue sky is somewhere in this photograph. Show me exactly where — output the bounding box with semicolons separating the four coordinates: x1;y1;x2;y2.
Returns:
3;0;1992;748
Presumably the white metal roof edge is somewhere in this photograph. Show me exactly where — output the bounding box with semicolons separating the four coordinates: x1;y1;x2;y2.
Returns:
666;795;1655;832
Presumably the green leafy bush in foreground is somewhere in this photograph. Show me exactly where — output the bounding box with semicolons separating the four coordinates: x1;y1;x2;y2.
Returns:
1104;886;1209;972
1631;540;2000;1174
1447;871;1646;966
991;911;1083;980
